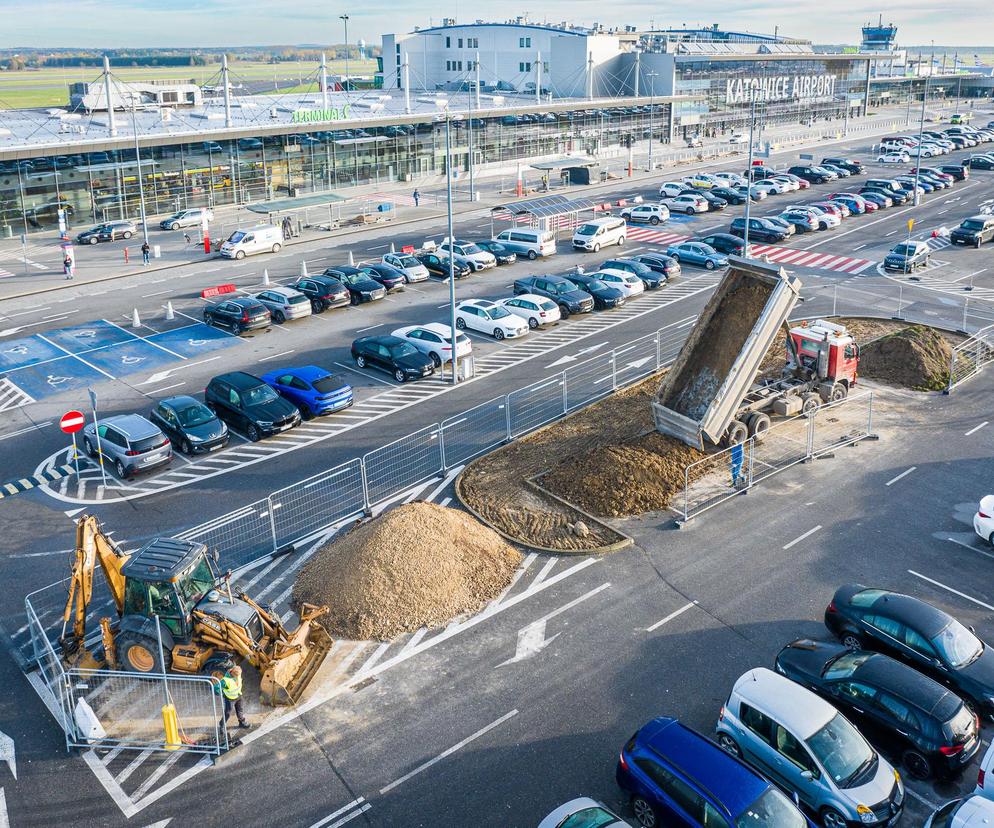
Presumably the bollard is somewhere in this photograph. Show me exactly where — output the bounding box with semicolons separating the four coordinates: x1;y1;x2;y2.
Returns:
165;301;175;321
204;235;211;255
390;242;396;254
123;246;129;264
131;308;141;328
262;269;270;286
347;250;355;266
162;703;180;751
299;260;308;278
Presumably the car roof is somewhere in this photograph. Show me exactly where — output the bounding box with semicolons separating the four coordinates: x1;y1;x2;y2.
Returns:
160;394;202;409
265;286;301;297
229;296;262;307
266;365;331;382
733;667;835;738
214;371;265;389
853;654;962;721
635;718;768;817
104;413;160;439
462;299;499;308
854;589;952;637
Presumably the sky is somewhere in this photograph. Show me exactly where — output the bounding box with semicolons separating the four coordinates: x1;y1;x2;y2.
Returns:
1;0;993;49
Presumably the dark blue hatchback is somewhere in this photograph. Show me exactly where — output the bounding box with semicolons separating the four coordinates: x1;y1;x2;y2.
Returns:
260;365;353;417
616;717;814;828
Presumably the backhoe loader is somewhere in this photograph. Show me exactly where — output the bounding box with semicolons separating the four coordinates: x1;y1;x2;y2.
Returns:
59;515;332;706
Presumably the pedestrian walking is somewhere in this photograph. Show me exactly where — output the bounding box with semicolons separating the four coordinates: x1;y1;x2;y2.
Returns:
216;664;248;730
63;253;74;280
141;241;150;266
412;188;421;207
183;232;192;245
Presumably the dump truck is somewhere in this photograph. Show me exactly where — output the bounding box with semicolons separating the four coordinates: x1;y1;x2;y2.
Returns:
60;515;332;706
652;256;860;449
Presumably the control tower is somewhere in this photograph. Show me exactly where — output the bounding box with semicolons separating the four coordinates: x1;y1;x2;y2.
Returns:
861;15;898;51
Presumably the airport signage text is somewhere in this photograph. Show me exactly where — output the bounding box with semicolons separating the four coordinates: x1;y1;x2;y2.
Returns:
726;74;836;105
291;106;352;123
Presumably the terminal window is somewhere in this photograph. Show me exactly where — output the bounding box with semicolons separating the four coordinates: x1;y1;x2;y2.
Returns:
519;37;532;48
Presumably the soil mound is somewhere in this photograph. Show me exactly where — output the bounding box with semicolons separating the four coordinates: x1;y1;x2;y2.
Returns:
859;325;952;391
293;502;521;640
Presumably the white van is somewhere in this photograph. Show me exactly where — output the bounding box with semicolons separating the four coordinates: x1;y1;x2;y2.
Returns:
572;217;626;252
219;225;283;259
493;228;556;260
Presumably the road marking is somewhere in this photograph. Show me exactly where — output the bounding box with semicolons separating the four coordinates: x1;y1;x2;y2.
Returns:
851;243;867;251
903;786;941;811
356;323;384;332
307;799;370;828
139;356;222;386
783;525;822;550
332;361;397;386
141;289;173;298
0;421;53;441
379;709;518;794
885;466;917;486
946;536;994;561
147;382;186;395
966;421;989;436
647;600;699;632
908;570;994;612
258;349;295;362
0;788;7;828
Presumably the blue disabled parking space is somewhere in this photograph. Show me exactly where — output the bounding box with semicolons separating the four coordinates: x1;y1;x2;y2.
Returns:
147;323;242;358
43;320;136;353
0;335;66;371
4;356;109;399
82;338;178;377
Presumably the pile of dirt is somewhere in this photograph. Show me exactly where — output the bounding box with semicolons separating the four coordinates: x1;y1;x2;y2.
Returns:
859;325;952;391
292;502;521;641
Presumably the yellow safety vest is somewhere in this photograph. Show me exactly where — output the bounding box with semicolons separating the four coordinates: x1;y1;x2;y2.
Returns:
220;674;242;700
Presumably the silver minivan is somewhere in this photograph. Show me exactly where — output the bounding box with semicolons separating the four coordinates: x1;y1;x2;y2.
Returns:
716;668;904;828
494;228;556;260
572;217;627;252
81;414;172;479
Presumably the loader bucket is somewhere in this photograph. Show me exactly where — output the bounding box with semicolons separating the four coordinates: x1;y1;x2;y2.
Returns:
259;605;333;706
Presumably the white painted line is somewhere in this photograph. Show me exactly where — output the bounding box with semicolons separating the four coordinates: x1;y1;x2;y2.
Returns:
379;709;518;794
647;600;699;632
258;349;296;363
141;289;173;298
130;751;183;801
966;422;989;436
0;787;7;828
80;750;136;817
531;558;557;588
356;323;384;332
439;496;452;507
908;570;994;612
307;799;368;828
946;536;994;561
332;361;397;387
0;421;53;441
128;755;212;817
355;642;391;676
783;525;822;550
425;466;463;503
885;466;916;486
852;243;867;251
147;382;186;395
903;786;941;811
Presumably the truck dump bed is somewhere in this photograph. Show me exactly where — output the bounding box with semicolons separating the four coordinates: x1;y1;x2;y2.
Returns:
652;256;801;449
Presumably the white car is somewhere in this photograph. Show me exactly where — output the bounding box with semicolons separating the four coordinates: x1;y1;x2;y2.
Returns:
736;184;767;201
878;152;910;164
500;294;561;329
538;798;630;828
683;173;718;189
771;175;801;192
620;203;670;225
714;171;746;187
454;299;528;340
786;205;841;230
391;323;472;366
439;239;497;272
592;269;645;298
752;180;785;196
915;143;943;157
728;132;749;145
658;181;686;199
667;193;709;214
254;286;312;323
974;495;994;544
382;252;430;283
927;796;994;827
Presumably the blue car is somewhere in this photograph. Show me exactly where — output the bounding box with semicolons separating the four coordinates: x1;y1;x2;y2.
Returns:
665;241;728;270
260;366;353;418
617;717;814;828
827;195;865;215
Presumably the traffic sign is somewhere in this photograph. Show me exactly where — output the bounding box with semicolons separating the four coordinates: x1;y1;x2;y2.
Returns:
60;410;85;434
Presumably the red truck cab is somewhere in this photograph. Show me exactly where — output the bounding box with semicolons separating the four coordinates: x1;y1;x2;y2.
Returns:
788;319;859;388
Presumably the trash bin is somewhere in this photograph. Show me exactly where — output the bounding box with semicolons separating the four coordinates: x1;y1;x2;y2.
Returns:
2;225;11;239
153;244;161;259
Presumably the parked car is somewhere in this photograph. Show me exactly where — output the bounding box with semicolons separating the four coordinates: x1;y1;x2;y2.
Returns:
698;233;750;256
148;395;228;455
416;251;472;279
382;252;430;282
779;210;819;233
710;186;747;205
260;366;353;417
159;208;212;230
729;216;786;243
513;275;594;318
717;667;905;828
861;185;908;206
753;180;788;197
926;796;994;827
473;239;517;265
967;155;994;170
205;372;300;441
736;184;768;202
617;716;813;828
630;253;681;282
772;174;803;191
788;165;837;184
728;132;749;145
666;193;709;215
860;191;892;210
714;171;747;187
323;266;388;303
775;638;980;780
828;193;867;215
822;157;865;174
762;216;797;238
351;335;435;382
659;181;687;199
601;258;666;289
911;168;955;187
82;414;172;479
454;299;528;340
567;273;627;309
254;286;312;323
884;241;931;272
974;495;994;545
493;228;556;259
939;164;970;181
593;268;645;298
75;220;137;244
392;323;472;366
681;188;728;211
572;217;627;252
439;238;497;271
499;294;561;329
621;203;670;225
825;585;994;719
538;798;630;828
358;262;406;292
666;241;727;270
203;297;271;334
683;173;718;189
291;274;350;313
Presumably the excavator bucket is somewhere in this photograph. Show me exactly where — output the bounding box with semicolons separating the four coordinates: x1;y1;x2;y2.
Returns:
259;604;333;706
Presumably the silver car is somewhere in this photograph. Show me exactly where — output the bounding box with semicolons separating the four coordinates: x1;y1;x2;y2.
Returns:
159;207;213;230
254;286;312;323
439;239;497;271
82;413;172;479
716;667;904;828
382;252;430;283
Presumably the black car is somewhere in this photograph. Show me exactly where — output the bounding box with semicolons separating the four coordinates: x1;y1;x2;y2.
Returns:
322;266;387;304
939;164;969;181
512;275;594;318
601;258;666;288
698;233;748;256
710;186;747;205
744;166;780;181
860;191;892;209
204;372;300;441
825;585;994;719
947;134;972;150
358;263;406;292
630;253;681;281
203;297;271;334
74;220;137;245
775;638;980;780
474;240;517;265
291;274;350;313
149;395;229;455
967;155;994;170
567;273;625;309
679;188;727;211
951;215;994;248
729;216;786;244
860;185;909;206
417;252;472;279
350;335;435;383
788;164;835;184
822;157;865;174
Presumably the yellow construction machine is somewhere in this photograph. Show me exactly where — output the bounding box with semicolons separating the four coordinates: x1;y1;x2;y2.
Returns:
59;515;332;705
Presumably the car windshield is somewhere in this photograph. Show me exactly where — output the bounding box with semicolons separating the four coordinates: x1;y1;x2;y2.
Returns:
539;300;557;310
389;343;418;358
399;256;420;267
558;807;621;828
287;294;309;305
962;220;986;231
339;272;360;285
823;650;875;680
736;788;807;828
460;243;482;254
585;280;608;290
932;620;984;668
176;403;215;428
312;376;344;394
243;384;279;405
227;231;246;243
891;244;915;256
806;713;875;788
575;224;598;236
555;283;575;294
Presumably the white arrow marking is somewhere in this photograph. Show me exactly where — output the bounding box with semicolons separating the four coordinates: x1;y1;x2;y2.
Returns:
139;356;222;386
0;787;8;828
0;729;15;780
622;356;654;371
547;341;609;368
547;354;577;368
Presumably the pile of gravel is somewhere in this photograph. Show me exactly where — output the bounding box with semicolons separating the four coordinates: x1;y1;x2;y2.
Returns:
859;325;952;391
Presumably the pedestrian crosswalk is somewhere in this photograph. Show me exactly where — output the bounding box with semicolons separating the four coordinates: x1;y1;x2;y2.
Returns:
926;235;952;251
622;226;690;247
0;377;33;412
0;266;15;279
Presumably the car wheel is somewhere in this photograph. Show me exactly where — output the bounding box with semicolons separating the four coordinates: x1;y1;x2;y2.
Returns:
649;216;660;225
311;299;323;314
180;438;193;455
527;250;537;260
169;222;180;230
272;310;286;324
355;354;366;368
123;231;133;239
88;237;98;245
232;322;242;335
494;328;505;341
246;424;261;442
350;293;360;306
841;631;863;650
528;317;538;329
558;304;570;319
705;259;716;270
272;243;281;253
717;733;742;757
687;207;696;215
114;459;128;479
593;243;600;253
455;317;467;330
631;796;659;828
430;352;442;368
820;808;848;828
300;404;314;421
394;369;406;383
977;239;984;249
617;236;625;246
988;531;994;547
902;749;932;781
83;437;96;458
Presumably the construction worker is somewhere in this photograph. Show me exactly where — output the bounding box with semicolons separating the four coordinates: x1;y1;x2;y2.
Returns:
217;665;248;730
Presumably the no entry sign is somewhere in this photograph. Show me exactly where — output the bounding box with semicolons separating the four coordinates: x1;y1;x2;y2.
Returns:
60;410;85;434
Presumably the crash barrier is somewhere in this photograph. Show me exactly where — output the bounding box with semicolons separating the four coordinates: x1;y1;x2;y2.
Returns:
678;391;875;523
947;324;994;392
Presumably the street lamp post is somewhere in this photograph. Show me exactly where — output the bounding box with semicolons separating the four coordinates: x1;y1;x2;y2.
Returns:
911;44;934;208
340;14;350;93
131;100;150;247
437;107;462;385
647;71;658;171
743;98;757;254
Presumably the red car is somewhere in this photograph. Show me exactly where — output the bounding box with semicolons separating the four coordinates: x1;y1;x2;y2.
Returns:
809;201;847;219
832;192;877;213
780;172;811;190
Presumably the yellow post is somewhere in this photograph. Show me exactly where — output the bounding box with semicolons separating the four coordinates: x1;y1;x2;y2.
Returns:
162;703;180;751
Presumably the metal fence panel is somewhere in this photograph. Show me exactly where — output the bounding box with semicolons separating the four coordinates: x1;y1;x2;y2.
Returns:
948;325;994;391
441;397;509;468
564;354;615;411
25;597;71;738
751;411;812;484
613;334;660;389
508;373;566;437
811;392;874;457
269;459;366;548
363;425;443;504
679;439;752;523
176;498;276;571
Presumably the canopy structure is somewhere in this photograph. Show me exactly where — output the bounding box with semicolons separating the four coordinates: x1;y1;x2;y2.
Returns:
489;193;604;236
528;156;598;170
246;192;349;214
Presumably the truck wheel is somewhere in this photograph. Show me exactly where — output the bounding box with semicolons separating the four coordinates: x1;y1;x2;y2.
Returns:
801;393;821;415
117;631;170;673
747;413;771;441
725;420;748;447
829;383;848;403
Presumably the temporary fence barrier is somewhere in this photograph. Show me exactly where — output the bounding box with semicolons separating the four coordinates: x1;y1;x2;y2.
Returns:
947;325;994;392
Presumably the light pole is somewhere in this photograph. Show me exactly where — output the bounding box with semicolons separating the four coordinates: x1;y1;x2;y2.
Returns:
437;106;463;385
911;43;934;208
743;97;757;254
131;100;150;247
340;14;350;93
647;71;658;171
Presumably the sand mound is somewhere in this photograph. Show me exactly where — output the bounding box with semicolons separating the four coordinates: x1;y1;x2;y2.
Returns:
293;502;521;641
859;325;951;391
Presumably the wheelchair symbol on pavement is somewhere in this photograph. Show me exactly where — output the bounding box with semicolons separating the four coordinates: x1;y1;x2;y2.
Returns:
3;344;28;355
75;330;97;339
47;374;71;386
188;339;208;346
120;355;145;365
